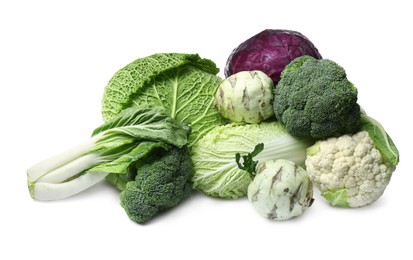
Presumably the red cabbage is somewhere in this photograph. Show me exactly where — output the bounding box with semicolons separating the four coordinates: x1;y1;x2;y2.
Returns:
224;29;322;84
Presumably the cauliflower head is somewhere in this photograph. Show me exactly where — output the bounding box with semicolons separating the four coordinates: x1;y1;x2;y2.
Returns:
305;119;399;208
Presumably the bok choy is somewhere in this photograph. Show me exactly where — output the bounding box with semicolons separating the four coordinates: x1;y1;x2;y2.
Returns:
27;107;189;200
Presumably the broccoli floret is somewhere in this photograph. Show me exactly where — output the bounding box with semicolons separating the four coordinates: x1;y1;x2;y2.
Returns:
274;55;360;139
120;146;193;224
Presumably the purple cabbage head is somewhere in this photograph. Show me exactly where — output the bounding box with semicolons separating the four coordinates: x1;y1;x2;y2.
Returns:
224;29;322;84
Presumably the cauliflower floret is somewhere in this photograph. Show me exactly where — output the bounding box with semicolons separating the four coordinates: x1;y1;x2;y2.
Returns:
305;131;395;207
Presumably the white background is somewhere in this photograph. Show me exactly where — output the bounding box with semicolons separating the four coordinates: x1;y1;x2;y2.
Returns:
1;0;412;259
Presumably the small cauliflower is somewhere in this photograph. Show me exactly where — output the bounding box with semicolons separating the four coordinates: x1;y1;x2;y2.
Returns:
305;114;400;207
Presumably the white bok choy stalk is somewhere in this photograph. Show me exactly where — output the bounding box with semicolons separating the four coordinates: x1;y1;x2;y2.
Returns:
27;107;189;201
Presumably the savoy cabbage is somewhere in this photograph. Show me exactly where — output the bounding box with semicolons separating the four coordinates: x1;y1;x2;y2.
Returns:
102;53;227;146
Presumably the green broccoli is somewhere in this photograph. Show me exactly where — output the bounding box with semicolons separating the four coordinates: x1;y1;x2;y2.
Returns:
273;55;360;139
120;146;193;224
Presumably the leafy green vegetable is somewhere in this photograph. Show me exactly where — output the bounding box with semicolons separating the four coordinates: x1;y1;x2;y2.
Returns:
120;146;193;224
321;188;349;207
360;114;399;166
27;107;189;200
191;122;312;199
101;53;227;146
235;143;264;175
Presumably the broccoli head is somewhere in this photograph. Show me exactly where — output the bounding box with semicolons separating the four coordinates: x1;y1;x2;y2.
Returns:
120;146;193;224
273;55;360;139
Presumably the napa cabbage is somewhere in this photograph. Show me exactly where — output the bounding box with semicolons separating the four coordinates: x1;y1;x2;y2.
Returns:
191;122;313;199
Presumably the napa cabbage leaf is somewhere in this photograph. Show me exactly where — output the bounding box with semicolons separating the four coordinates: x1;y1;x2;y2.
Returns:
191;122;312;199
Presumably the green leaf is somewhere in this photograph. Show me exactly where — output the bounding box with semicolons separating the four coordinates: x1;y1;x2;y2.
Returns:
88;141;169;174
360;114;399;167
92;107;189;152
101;53;226;146
90;107;189;175
235;143;264;175
306;142;320;156
322;188;349;207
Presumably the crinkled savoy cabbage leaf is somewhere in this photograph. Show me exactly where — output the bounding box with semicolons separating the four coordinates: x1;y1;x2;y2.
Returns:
102;53;227;146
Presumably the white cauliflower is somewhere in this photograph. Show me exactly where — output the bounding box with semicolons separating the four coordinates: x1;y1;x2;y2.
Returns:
305;115;399;207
